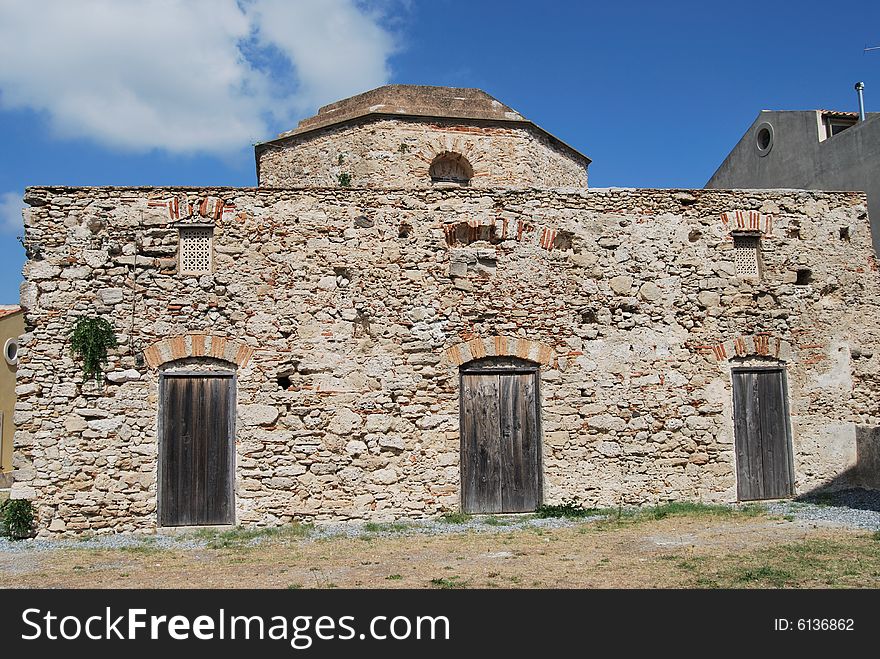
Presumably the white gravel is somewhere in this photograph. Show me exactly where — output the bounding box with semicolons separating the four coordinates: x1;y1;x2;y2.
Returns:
0;514;594;553
765;488;880;531
3;489;877;554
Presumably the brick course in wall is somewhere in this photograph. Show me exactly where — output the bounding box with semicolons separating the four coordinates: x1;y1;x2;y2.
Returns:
11;185;880;534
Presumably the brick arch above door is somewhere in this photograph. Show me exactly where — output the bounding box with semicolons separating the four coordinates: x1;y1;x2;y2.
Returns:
443;335;556;368
704;333;793;363
143;334;255;369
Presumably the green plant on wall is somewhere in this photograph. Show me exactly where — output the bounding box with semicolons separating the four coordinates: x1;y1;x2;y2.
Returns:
337;172;352;187
0;499;35;540
67;316;118;382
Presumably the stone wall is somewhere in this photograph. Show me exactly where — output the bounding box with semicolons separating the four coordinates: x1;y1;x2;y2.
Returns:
257;118;589;189
12;185;880;534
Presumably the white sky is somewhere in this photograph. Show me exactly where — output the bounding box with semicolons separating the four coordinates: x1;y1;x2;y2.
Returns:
0;0;397;154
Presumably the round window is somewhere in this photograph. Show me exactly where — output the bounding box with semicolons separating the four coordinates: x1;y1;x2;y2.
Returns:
4;338;18;366
755;122;774;156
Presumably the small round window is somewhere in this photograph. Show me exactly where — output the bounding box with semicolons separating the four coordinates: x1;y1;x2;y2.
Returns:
4;338;18;366
755;122;774;157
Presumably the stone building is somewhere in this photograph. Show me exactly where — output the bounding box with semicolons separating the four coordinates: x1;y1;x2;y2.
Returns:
11;85;880;535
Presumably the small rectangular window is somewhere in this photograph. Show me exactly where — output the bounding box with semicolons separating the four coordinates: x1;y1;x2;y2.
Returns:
824;117;856;139
179;226;213;274
733;234;761;278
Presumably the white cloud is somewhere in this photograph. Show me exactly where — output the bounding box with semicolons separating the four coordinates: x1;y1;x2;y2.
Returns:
249;0;396;115
0;191;23;235
0;0;399;154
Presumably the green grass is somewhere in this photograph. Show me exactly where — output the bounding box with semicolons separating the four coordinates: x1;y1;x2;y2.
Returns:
541;500;764;526
481;516;517;526
733;566;795;587
385;574;403;580
647;501;764;519
675;556;708;572
362;521;414;534
118;544;162;555
438;512;472;524
429;576;469;589
535;500;602;519
194;523;312;550
591;501;766;530
676;536;880;588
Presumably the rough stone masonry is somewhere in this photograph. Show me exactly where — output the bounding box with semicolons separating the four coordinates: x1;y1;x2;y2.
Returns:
11;85;880;535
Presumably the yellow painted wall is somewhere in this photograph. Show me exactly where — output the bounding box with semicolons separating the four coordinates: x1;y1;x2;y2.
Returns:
0;310;24;477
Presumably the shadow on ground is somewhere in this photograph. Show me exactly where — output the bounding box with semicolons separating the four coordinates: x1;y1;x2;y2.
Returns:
792;426;880;511
795;487;880;512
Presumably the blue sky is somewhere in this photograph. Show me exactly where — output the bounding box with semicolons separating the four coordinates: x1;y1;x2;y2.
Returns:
1;0;878;303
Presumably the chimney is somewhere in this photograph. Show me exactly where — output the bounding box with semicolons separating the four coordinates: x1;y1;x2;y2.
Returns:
855;81;866;121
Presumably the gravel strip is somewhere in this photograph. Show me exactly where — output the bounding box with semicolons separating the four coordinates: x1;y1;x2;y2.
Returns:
3;489;878;554
0;514;594;554
766;488;880;531
308;514;593;542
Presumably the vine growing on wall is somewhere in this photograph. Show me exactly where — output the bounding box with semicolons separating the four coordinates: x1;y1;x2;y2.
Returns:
67;317;118;382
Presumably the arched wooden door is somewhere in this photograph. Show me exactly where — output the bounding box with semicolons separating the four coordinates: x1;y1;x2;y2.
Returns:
158;372;235;526
460;357;542;513
731;367;794;501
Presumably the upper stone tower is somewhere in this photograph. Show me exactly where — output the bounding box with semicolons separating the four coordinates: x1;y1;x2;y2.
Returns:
255;85;590;189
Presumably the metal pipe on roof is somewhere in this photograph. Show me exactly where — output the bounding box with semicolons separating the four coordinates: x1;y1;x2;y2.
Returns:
855;82;866;121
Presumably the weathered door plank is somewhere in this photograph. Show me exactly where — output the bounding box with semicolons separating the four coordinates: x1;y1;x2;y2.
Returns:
758;371;794;498
500;374;525;511
160;375;234;526
518;372;541;510
732;369;793;501
461;373;502;512
461;362;541;513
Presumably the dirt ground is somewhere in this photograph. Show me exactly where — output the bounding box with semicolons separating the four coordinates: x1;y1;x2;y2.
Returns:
2;513;878;589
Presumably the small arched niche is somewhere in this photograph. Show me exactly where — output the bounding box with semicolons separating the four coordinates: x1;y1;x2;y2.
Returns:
429;152;473;186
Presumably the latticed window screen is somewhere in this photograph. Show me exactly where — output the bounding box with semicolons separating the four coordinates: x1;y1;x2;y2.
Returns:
733;234;760;277
179;227;213;273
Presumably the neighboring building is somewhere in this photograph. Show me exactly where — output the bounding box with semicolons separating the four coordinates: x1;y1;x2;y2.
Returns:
706;109;880;252
11;85;880;535
0;305;23;490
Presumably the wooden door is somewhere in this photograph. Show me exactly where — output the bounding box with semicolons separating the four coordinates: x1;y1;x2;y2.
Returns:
460;358;541;513
732;368;794;501
159;374;234;526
